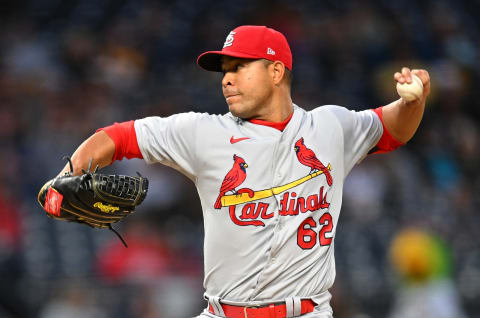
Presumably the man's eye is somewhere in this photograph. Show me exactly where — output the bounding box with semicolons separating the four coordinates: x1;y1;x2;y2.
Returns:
222;63;244;73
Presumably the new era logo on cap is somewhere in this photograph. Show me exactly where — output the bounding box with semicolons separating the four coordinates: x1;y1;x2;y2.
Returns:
197;25;292;72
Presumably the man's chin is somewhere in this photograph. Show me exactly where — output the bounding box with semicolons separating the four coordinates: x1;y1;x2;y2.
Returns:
228;105;250;119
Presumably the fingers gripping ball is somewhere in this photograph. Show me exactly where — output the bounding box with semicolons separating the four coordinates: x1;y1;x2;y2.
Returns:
396;74;424;102
37;157;149;247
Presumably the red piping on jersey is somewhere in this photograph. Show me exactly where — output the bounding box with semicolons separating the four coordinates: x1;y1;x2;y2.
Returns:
96;120;143;162
248;111;293;131
370;107;404;154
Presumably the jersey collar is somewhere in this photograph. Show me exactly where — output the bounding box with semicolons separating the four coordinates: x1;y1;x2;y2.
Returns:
248;111;294;132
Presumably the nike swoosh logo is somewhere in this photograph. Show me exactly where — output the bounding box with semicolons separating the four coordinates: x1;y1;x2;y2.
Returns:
230;136;251;144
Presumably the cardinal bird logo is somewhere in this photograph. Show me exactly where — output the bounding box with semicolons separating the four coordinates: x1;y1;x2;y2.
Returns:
294;137;333;186
214;154;248;209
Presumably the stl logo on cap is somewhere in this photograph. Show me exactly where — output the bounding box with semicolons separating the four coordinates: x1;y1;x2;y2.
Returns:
223;31;236;48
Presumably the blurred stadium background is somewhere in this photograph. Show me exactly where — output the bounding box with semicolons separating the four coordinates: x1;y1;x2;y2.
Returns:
1;0;479;317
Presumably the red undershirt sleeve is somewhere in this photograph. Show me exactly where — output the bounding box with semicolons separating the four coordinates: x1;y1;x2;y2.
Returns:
96;120;143;163
369;107;405;154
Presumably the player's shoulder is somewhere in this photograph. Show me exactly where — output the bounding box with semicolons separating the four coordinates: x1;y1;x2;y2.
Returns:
303;104;348;123
304;104;373;133
309;104;377;121
136;111;237;125
181;111;240;129
309;104;349;116
167;111;231;121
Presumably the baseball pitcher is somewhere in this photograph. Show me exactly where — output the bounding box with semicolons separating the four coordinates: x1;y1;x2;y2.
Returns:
39;25;430;317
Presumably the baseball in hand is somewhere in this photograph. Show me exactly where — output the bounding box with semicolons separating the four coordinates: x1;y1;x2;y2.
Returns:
396;74;424;102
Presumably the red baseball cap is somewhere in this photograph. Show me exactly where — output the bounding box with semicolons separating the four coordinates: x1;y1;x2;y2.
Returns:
197;25;292;72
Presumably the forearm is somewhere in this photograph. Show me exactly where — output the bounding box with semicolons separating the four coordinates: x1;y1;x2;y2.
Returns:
381;68;430;144
381;97;426;143
58;130;116;176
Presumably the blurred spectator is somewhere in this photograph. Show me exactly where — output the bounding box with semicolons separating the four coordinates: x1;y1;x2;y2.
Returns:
0;187;25;317
388;228;467;318
39;281;107;318
0;189;22;250
96;218;173;284
95;217;203;317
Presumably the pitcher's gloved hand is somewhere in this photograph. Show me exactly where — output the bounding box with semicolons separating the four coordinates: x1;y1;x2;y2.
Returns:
38;157;148;247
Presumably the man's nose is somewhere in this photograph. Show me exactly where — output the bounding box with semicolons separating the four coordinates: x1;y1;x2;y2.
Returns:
222;72;234;87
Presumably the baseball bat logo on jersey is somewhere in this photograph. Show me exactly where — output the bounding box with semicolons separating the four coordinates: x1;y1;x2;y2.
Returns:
214;138;333;229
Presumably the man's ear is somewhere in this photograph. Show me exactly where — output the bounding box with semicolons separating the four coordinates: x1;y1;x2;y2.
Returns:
271;61;286;85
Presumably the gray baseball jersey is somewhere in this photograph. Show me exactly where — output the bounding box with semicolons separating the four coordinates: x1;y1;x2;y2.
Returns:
134;104;383;315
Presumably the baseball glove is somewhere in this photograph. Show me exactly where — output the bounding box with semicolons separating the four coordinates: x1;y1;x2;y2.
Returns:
37;157;149;247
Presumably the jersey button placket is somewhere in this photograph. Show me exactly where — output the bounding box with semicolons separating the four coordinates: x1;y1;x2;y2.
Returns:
249;134;283;299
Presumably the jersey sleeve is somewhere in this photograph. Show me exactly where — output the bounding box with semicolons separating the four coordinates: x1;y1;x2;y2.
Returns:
368;107;405;154
134;112;200;180
323;105;383;175
97;120;143;162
